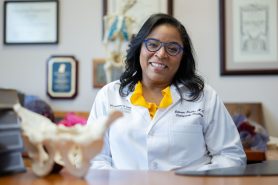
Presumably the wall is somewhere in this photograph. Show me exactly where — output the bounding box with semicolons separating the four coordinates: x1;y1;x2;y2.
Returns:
1;0;278;136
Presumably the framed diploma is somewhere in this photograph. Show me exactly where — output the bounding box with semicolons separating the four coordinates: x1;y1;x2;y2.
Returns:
47;56;78;99
3;0;59;45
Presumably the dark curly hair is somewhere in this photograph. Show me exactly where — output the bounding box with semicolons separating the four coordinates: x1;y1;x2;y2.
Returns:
119;13;204;101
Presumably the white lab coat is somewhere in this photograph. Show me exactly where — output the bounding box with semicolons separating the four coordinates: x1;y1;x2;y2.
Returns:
88;81;246;171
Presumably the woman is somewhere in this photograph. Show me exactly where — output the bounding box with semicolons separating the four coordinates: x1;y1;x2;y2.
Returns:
88;13;246;171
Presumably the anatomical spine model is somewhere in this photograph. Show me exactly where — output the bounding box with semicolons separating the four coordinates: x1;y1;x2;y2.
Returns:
103;0;136;83
13;103;122;178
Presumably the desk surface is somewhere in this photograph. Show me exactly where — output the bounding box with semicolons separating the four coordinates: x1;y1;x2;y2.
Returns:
1;168;278;185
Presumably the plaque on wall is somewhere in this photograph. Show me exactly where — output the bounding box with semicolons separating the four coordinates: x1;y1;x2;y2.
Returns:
47;56;78;99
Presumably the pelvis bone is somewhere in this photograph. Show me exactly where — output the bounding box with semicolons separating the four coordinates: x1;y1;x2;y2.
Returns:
13;103;122;178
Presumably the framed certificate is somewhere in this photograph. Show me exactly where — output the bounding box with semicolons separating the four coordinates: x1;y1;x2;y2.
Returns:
47;56;78;99
3;0;59;45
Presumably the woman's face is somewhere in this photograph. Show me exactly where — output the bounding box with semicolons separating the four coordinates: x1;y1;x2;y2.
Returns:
140;24;183;87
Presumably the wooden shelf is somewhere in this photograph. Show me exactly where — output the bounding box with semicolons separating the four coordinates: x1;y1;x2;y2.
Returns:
245;149;266;163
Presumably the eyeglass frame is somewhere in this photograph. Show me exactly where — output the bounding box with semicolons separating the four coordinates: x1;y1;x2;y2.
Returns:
143;38;184;56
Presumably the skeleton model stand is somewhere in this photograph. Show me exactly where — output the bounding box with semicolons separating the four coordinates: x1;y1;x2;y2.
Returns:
13;103;122;178
103;0;136;82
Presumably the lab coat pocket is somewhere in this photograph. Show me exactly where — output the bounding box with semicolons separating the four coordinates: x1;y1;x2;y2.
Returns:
170;124;204;164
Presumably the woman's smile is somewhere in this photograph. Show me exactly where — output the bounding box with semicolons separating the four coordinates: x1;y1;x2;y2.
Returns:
149;61;168;70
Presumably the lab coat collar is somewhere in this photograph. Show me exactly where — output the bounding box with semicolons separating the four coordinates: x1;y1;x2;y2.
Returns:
170;83;193;103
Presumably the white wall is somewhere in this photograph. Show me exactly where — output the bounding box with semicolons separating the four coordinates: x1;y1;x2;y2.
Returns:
1;0;278;136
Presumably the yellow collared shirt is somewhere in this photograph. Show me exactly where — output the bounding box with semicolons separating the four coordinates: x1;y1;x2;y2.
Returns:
130;82;172;118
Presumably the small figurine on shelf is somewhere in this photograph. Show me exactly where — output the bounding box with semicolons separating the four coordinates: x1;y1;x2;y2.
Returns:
233;114;269;152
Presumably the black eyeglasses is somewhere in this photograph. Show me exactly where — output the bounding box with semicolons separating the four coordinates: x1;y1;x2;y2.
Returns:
143;38;184;56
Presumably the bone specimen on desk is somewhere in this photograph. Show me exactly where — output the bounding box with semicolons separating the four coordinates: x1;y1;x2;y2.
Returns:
13;103;122;178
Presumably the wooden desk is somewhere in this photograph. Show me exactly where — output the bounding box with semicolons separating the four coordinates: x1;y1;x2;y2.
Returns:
1;168;278;185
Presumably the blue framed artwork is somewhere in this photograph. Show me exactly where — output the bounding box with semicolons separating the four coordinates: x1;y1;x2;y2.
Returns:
47;56;78;99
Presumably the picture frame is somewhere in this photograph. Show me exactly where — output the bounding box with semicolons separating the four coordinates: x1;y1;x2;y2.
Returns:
93;59;107;88
3;0;59;45
103;0;173;35
47;56;78;99
92;59;123;88
220;0;278;75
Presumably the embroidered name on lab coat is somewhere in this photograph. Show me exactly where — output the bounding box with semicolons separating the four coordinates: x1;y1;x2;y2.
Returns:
175;109;204;117
110;104;131;113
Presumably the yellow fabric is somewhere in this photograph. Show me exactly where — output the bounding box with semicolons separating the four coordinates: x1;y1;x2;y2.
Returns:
130;81;172;118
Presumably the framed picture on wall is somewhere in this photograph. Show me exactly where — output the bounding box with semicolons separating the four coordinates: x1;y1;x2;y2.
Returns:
103;0;173;35
93;59;107;88
3;0;59;45
92;59;123;88
47;56;78;99
220;0;278;75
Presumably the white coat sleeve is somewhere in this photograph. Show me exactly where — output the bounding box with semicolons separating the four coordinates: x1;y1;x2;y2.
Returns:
88;86;114;169
197;89;246;171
